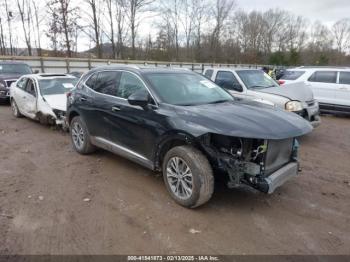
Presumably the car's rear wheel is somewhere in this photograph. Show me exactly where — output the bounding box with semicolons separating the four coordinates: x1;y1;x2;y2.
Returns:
70;116;96;154
162;146;214;208
11;99;23;118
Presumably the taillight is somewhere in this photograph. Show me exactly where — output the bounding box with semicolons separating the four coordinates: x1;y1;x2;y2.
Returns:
278;80;285;85
66;91;72;98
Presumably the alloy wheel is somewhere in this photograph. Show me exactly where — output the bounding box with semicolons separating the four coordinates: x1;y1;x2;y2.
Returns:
71;122;85;150
166;157;193;200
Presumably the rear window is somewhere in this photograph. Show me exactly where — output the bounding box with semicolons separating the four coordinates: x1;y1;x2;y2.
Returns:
280;70;305;80
339;72;350;85
308;71;337;83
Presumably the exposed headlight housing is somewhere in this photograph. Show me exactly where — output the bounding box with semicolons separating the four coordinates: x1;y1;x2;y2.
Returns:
285;101;303;112
0;82;5;89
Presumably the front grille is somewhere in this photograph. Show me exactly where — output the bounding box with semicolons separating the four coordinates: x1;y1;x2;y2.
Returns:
265;139;293;175
306;100;315;107
5;79;16;88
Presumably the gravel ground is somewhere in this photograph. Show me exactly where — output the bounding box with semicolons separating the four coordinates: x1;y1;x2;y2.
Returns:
0;104;349;255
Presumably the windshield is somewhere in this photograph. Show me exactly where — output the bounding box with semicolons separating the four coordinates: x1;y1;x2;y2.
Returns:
39;78;78;95
236;70;279;90
145;72;234;106
0;64;32;74
279;70;306;80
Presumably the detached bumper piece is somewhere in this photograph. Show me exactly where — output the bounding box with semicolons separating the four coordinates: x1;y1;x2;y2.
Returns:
255;162;299;194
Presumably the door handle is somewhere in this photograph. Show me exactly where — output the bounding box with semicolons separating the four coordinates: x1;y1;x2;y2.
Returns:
111;106;121;112
79;97;87;102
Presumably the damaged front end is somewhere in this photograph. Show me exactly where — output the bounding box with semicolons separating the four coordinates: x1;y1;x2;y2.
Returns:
36;109;68;130
200;134;300;194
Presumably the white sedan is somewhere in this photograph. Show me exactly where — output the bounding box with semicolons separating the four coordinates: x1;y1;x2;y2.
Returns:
10;73;78;128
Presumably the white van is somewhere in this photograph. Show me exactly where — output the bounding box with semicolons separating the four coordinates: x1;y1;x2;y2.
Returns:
278;67;350;114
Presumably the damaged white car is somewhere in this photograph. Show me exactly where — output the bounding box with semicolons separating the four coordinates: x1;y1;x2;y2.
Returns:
10;74;78;128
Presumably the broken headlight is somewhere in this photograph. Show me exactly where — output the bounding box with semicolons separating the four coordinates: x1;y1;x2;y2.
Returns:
53;109;66;119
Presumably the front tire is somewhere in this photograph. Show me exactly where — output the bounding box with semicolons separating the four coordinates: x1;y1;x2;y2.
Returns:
70;116;96;154
162;146;214;208
11;99;23;118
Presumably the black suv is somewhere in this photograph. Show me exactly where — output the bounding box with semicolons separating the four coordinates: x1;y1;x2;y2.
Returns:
0;61;33;102
67;66;312;208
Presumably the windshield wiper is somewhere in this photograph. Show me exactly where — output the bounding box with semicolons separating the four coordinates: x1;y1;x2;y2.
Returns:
208;99;232;104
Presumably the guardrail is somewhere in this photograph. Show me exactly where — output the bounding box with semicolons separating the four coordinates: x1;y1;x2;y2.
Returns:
0;55;278;74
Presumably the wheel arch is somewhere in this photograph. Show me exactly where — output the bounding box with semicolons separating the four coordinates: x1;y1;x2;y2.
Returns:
154;131;204;171
67;110;80;125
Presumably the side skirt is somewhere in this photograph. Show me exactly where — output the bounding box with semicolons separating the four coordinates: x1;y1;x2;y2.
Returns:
90;136;154;170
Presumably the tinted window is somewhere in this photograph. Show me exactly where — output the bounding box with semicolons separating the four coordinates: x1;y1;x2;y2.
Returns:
25;79;36;97
339;72;350;85
204;69;214;79
16;78;28;90
85;73;97;88
93;71;120;96
117;72;146;99
215;71;242;91
280;70;305;80
38;78;78;95
145;72;233;106
308;71;337;83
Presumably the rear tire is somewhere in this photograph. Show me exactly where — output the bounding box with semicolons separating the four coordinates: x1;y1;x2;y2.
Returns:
162;146;214;208
11;99;23;118
70;116;96;154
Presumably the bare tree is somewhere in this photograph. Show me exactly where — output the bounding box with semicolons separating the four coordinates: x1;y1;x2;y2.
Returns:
332;18;350;54
4;0;14;55
105;0;116;58
32;0;43;56
84;0;103;58
192;0;208;61
16;0;33;56
123;0;154;59
47;0;78;57
210;0;235;61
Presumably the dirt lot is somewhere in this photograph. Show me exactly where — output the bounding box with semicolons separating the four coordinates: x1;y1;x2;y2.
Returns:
0;103;349;255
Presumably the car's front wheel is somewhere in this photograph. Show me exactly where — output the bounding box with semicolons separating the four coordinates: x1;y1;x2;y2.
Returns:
162;146;214;208
70;116;96;154
11;99;23;118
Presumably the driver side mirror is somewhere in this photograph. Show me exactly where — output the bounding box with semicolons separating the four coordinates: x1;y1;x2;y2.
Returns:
33;70;39;74
128;89;150;108
232;83;243;92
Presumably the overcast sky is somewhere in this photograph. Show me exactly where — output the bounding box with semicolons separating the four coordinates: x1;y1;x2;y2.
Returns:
236;0;350;26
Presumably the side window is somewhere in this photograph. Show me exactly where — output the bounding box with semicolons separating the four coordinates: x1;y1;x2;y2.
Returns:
308;71;337;83
24;79;36;97
117;72;146;99
16;78;28;90
204;69;214;79
215;71;243;92
85;73;97;88
339;72;350;85
93;71;120;96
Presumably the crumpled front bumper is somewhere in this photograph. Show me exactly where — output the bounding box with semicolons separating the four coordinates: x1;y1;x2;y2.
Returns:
300;102;321;128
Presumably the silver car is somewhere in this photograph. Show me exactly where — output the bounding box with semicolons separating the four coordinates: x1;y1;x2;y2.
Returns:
204;68;321;128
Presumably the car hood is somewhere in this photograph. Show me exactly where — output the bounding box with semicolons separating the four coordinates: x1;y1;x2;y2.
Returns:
42;94;67;111
258;82;314;102
172;101;312;140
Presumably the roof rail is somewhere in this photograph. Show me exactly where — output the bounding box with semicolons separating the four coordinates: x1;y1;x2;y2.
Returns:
297;66;350;69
